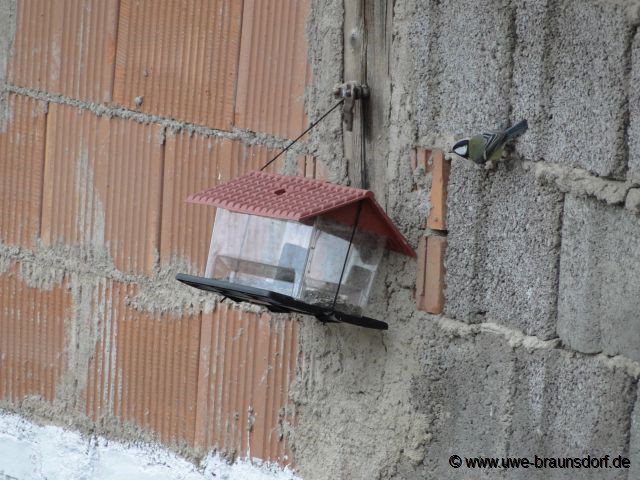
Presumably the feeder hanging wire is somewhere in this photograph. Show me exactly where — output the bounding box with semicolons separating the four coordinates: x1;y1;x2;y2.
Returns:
260;99;345;172
330;200;363;314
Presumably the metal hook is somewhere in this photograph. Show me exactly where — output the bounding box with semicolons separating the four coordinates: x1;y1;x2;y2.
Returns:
332;81;370;131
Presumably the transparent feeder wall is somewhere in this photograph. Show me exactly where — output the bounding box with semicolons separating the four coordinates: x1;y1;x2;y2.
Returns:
205;209;386;315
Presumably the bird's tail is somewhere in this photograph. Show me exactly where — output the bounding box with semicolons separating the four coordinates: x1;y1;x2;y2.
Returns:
505;119;528;139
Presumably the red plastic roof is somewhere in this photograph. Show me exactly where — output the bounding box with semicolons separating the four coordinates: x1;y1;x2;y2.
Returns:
187;171;416;257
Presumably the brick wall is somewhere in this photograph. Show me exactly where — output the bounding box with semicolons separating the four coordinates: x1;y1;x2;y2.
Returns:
0;0;312;465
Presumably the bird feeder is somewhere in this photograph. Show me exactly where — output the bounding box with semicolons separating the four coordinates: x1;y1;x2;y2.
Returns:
176;171;415;330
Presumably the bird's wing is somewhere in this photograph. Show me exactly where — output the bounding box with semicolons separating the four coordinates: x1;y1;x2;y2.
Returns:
482;131;506;160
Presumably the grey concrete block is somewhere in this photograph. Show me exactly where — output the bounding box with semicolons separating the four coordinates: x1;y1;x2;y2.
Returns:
413;0;513;140
558;195;640;361
444;161;563;338
483;162;563;338
511;0;551;161
412;329;517;477
443;159;489;322
413;328;636;479
509;347;636;480
542;0;633;177
629;31;640;181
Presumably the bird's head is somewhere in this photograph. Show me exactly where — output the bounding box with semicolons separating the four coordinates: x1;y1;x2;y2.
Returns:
450;139;470;159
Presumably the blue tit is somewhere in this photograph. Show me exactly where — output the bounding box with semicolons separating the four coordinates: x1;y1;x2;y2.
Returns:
450;119;528;164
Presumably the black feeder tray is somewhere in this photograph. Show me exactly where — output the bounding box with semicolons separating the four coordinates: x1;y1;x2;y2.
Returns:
176;274;388;330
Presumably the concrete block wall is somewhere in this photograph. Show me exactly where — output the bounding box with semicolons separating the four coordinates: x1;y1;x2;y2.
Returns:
290;0;640;479
413;323;637;479
437;0;640;348
0;0;314;466
558;195;640;361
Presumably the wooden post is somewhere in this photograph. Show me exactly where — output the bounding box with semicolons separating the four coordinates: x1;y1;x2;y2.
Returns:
343;0;392;206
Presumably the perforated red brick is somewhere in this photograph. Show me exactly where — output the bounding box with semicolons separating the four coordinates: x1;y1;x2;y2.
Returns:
0;94;47;247
195;303;298;464
9;0;119;102
0;262;70;403
41;104;163;275
300;156;330;181
235;0;310;139
83;280;200;445
113;0;242;129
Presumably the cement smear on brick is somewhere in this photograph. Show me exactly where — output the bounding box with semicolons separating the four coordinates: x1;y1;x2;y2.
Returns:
3;84;312;157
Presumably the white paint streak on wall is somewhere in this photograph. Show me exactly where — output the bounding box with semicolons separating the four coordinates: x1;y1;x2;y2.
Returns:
0;412;301;480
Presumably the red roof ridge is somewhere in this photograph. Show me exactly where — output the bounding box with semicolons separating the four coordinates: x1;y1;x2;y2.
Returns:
186;171;415;257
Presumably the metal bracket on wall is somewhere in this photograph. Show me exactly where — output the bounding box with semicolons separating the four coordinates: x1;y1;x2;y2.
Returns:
333;81;369;131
